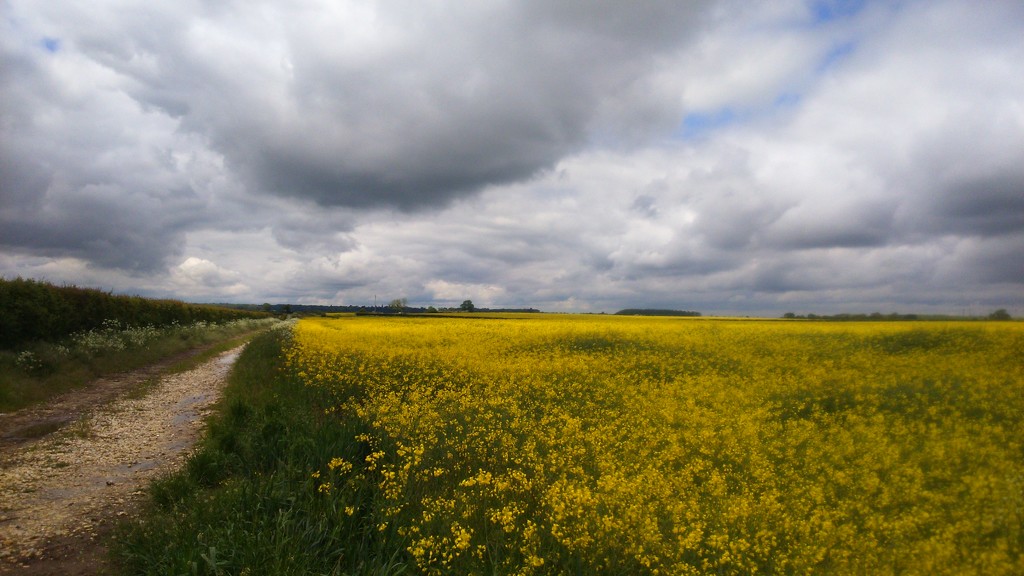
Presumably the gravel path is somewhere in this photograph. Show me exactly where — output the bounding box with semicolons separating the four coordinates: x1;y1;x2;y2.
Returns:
0;346;244;574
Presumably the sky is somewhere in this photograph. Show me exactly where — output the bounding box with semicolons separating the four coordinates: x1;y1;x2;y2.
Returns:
2;0;1023;316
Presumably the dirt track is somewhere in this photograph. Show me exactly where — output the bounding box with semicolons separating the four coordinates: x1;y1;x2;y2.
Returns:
0;345;244;574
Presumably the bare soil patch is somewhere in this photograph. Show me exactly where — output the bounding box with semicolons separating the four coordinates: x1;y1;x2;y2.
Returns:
0;346;245;574
0;342;232;447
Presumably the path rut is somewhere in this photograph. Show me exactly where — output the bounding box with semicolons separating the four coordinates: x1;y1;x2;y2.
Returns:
0;346;244;574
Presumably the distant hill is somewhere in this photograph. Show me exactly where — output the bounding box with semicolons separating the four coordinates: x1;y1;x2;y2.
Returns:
614;308;701;317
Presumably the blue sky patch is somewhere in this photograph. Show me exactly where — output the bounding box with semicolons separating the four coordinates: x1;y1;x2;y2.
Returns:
810;0;866;24
818;40;857;73
41;37;61;53
678;108;738;140
774;92;803;109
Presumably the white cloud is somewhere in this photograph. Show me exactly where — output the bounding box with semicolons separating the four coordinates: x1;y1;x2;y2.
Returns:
425;280;506;308
170;257;248;297
2;0;1023;316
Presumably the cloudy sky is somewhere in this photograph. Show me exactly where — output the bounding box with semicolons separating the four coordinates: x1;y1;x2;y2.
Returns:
2;0;1022;315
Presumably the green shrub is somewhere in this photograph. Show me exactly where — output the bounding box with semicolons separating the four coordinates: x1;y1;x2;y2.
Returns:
0;277;269;349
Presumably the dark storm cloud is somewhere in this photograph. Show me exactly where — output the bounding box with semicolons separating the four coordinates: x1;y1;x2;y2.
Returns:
0;171;205;272
66;0;714;210
766;200;896;249
631;195;660;218
0;153;48;212
924;173;1024;238
972;237;1024;285
621;252;740;280
0;19;217;272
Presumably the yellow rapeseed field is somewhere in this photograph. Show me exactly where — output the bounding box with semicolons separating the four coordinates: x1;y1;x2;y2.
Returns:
285;314;1024;575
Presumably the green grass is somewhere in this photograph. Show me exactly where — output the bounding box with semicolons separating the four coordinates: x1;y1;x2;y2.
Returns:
110;327;409;576
0;319;276;413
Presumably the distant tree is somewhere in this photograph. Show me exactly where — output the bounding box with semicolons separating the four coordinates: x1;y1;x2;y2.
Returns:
283;304;292;314
614;309;700;317
989;308;1011;320
389;298;408;312
460;299;475;312
783;312;796;319
426;306;438;313
261;303;272;313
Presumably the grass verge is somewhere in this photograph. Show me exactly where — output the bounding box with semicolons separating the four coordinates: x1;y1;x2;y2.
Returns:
110;326;408;575
0;319;277;412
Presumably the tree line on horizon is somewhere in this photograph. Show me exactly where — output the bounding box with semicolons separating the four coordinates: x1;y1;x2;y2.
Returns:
217;299;541;316
781;310;1013;321
614;308;702;317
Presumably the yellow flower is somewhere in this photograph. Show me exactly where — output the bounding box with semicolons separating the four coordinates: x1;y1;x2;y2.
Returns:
285;314;1024;575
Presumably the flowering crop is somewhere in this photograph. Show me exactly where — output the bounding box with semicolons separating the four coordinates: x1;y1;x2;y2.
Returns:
286;315;1024;575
